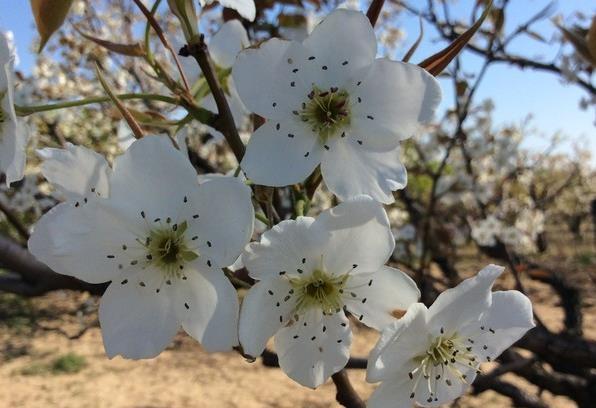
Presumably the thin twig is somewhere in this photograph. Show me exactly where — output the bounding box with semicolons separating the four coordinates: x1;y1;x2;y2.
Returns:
132;0;191;92
332;370;366;408
366;0;386;27
0;200;30;241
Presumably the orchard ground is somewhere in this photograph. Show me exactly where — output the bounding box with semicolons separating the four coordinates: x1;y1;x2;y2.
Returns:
1;227;594;408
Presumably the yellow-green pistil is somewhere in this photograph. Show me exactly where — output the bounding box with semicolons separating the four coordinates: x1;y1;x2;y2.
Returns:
408;332;481;402
290;269;348;314
299;87;351;144
143;221;198;278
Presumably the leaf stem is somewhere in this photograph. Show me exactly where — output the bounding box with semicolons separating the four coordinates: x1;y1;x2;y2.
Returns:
15;93;179;116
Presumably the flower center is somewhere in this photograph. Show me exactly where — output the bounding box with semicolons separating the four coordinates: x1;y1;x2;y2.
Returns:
299;87;351;143
290;269;348;315
143;221;198;278
407;331;481;404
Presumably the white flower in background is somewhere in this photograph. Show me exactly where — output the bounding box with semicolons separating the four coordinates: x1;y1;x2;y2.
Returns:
200;0;255;21
0;31;29;186
29;136;254;359
470;215;503;247
366;265;534;408
200;20;251;137
233;9;441;203
239;197;420;388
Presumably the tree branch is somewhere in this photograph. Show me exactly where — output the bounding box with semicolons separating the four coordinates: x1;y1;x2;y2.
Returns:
332;370;366;408
0;234;106;296
180;39;246;162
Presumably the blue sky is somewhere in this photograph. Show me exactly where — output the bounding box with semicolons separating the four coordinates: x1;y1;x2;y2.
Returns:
0;0;594;158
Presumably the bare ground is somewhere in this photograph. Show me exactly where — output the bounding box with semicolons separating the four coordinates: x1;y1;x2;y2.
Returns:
1;232;594;408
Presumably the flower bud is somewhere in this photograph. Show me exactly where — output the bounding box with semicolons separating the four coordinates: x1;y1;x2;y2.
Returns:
168;0;199;43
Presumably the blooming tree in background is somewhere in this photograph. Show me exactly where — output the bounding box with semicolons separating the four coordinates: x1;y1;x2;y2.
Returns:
0;1;594;407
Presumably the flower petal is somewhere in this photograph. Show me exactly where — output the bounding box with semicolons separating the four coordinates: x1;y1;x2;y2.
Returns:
109;135;197;217
460;290;535;360
183;175;254;267
175;266;240;352
210;20;249;69
275;309;351;388
427;264;504;334
234;37;322;119
241;119;322;186
99;280;179;359
216;0;255;21
28;201;139;284
366;303;430;383
37;143;110;200
413;364;475;407
0;120;28;186
302;9;376;89
321;141;407;204
239;278;297;358
343;266;420;330
242;216;329;280
317;196;395;275
367;378;414;408
348;59;442;142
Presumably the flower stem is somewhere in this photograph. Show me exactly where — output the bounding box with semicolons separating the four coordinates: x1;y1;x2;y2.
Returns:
14;93;179;116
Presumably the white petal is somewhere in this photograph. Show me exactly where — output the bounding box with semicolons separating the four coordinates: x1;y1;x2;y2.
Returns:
275;309;351;388
175;266;240;352
302;9;376;89
242;216;329;280
0;56;27;186
367;379;414;408
116;120;136;151
460;290;534;360
317;197;395;275
349;59;442;141
37;143;110;200
210;20;249;69
233;39;311;120
321;141;407;204
217;0;255;21
241;119;322;186
366;303;430;383
0;32;11;63
427;264;504;334
28;201;139;284
343;266;420;330
109;135;198;217
1;120;28;186
183;175;254;267
99;280;179;359
413;364;475;407
239;278;297;358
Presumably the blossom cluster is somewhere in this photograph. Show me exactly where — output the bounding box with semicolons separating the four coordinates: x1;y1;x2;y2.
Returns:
0;5;537;407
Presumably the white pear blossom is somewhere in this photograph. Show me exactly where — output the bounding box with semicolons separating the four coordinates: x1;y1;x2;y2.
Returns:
0;31;29;186
29;136;254;359
470;215;503;247
199;0;256;22
239;197;420;388
199;20;251;139
233;9;441;203
366;265;535;408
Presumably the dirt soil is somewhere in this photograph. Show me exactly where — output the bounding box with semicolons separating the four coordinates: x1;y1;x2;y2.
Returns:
1;232;594;408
